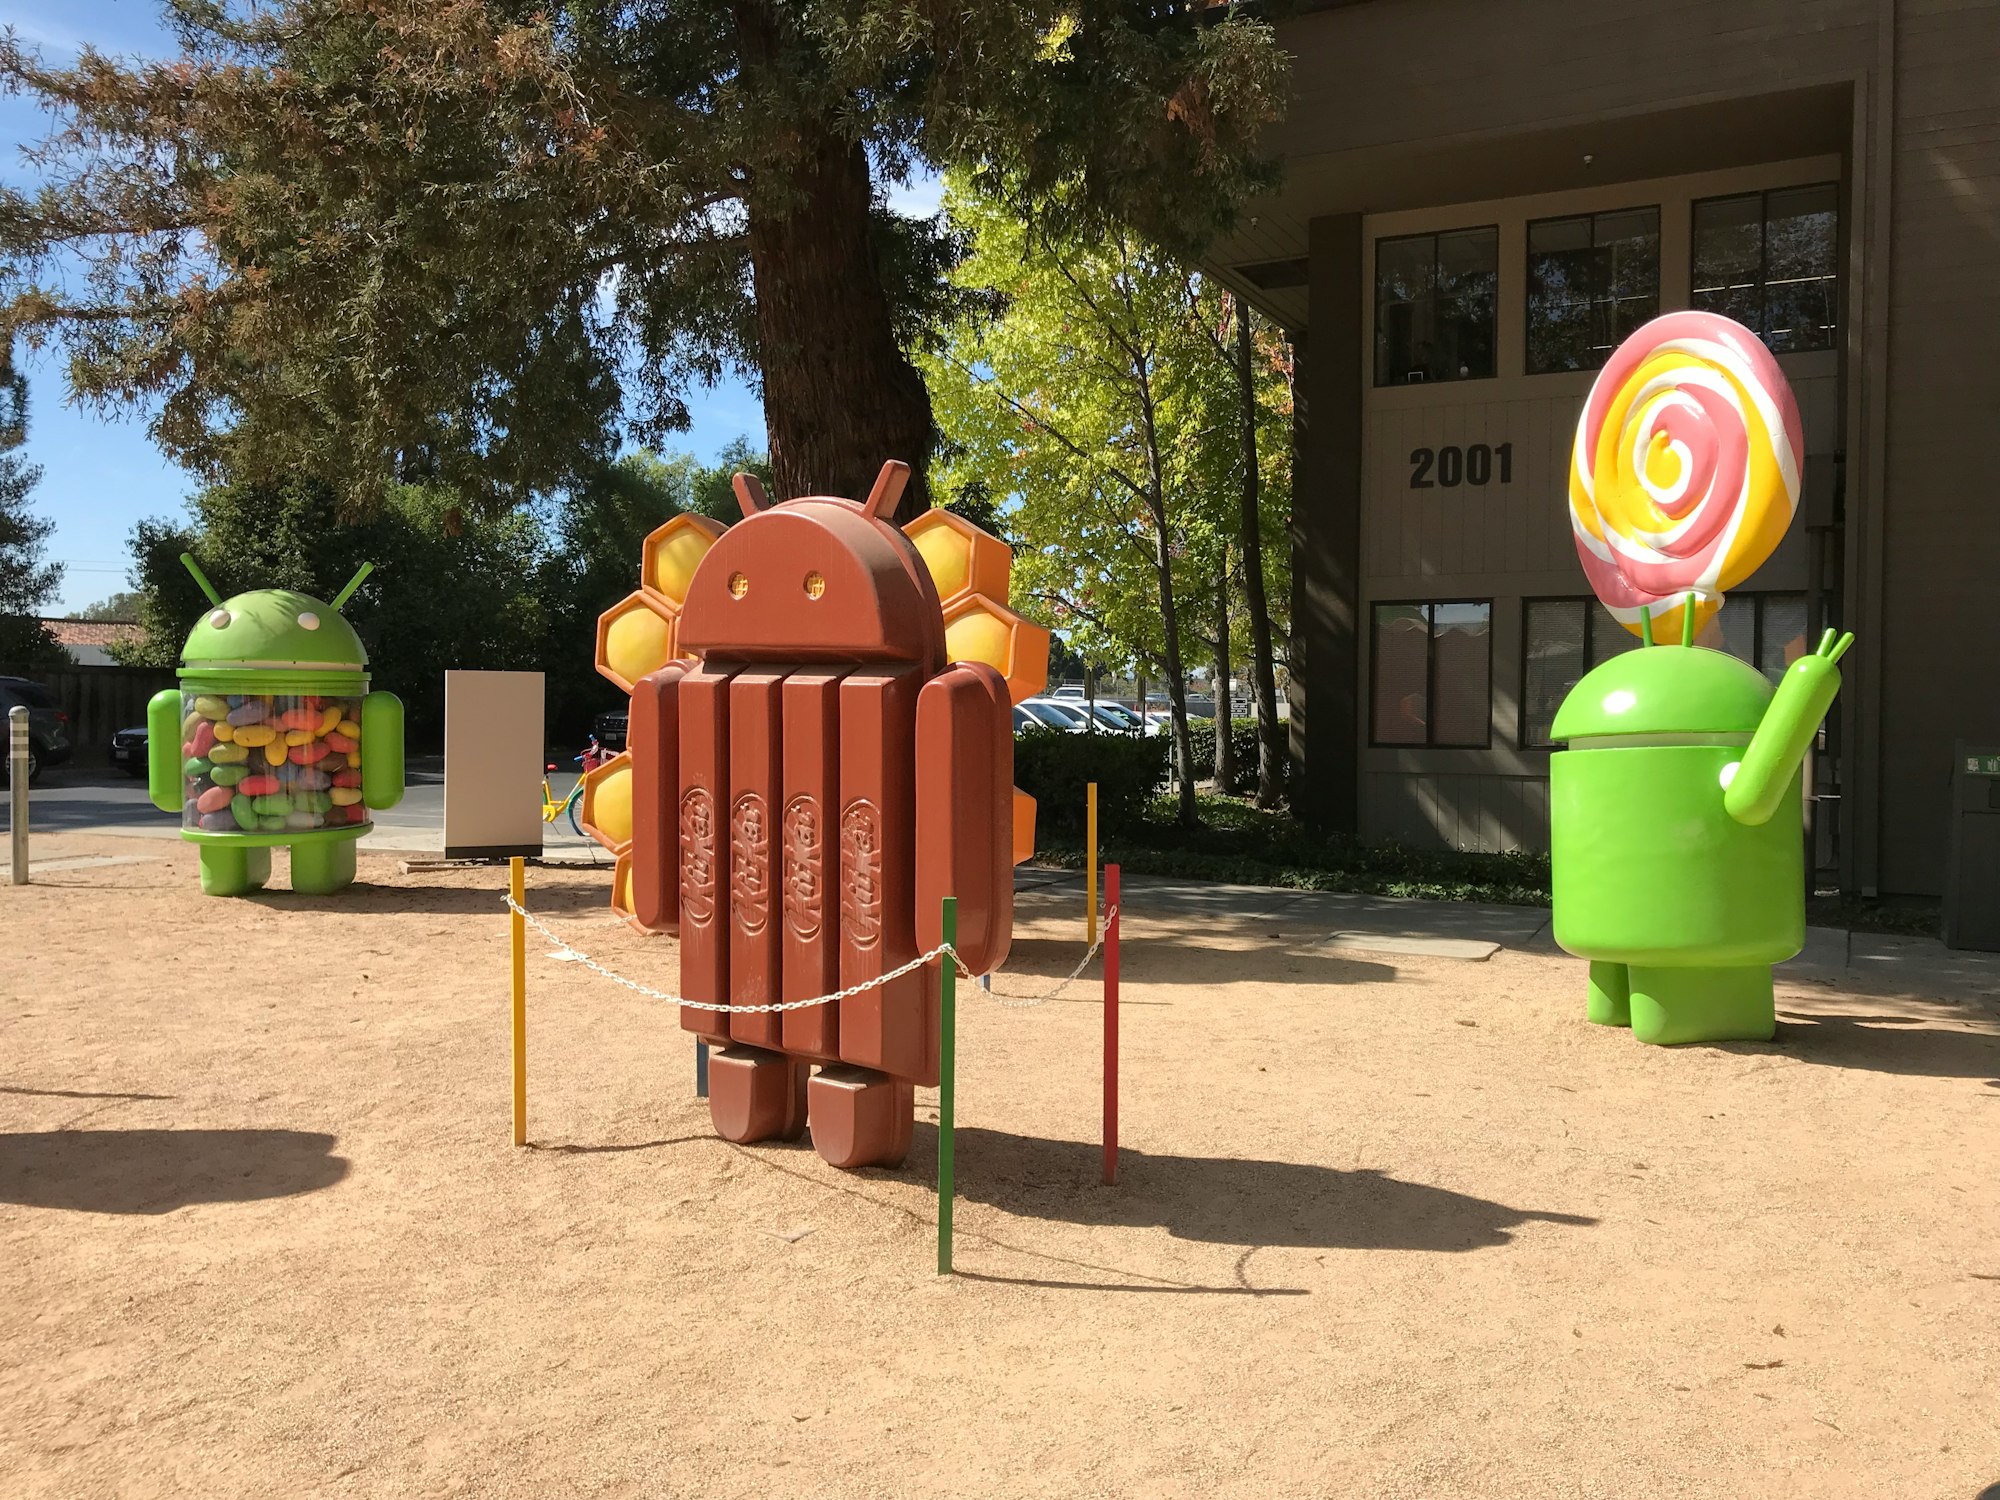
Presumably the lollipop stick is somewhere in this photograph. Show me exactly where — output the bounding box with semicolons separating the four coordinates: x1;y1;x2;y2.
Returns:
1639;606;1654;647
1681;593;1696;648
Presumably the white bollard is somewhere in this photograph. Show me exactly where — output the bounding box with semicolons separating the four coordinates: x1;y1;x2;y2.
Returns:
8;704;27;884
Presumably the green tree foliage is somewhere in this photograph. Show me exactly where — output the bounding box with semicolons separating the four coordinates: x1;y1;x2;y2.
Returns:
0;2;1284;524
117;478;546;745
74;590;144;621
0;353;65;666
920;183;1289;825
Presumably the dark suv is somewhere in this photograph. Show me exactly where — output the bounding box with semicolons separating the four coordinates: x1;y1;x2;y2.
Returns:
0;676;73;784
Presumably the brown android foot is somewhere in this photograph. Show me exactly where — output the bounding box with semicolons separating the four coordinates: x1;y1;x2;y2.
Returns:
707;1045;808;1143
807;1065;914;1169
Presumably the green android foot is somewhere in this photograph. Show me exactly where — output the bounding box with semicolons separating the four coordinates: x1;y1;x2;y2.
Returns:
289;838;357;895
1626;965;1775;1045
1586;960;1631;1027
198;844;272;897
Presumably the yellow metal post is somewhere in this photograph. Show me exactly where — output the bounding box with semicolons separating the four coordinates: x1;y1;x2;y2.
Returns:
1086;780;1098;946
510;856;527;1147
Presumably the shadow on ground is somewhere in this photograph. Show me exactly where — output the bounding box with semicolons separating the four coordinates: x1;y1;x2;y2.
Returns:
1715;1010;2000;1081
241;877;610;918
996;934;1396;988
941;1127;1595;1252
0;1129;349;1214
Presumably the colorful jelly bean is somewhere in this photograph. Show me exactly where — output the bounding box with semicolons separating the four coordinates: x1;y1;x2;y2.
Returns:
190;720;218;758
231;793;259;831
331;769;362;788
199;811;236;832
232;723;277;747
281;810;315;830
262;741;287;766
238;773;281;796
257;814;289;832
210;764;248;788
209;742;250;765
329;786;364;806
226;702;268;727
195;784;233;814
183;756;213;779
193;695;229;720
252;792;292;815
292;768;331;791
324;730;358;754
317;706;343;736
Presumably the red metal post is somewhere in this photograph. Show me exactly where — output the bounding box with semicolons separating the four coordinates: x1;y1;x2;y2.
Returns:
1103;862;1120;1186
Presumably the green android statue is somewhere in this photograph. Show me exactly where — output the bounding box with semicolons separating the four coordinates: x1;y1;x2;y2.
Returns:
1549;614;1853;1045
147;554;406;896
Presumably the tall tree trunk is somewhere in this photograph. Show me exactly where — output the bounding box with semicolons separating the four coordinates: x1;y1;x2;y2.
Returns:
735;4;932;523
1151;507;1196;827
1235;303;1285;808
1212;546;1234;791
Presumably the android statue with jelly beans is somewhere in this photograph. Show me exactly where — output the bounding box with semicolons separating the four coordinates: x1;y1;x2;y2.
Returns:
146;554;405;897
1549;606;1853;1045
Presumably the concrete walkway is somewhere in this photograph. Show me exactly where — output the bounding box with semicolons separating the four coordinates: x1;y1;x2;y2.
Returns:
1017;867;2000;1003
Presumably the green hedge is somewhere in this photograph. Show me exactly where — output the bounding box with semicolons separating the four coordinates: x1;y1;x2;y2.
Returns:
1013;726;1169;834
1186;716;1286;797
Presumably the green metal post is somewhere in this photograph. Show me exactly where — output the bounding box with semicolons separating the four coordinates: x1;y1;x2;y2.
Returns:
937;895;957;1276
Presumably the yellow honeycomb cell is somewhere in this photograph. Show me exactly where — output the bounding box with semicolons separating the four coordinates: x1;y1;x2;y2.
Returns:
1012;787;1037;866
580;752;634;853
595;591;680;693
941;593;1051;706
643;514;726;607
905;508;1011;607
611;851;635;923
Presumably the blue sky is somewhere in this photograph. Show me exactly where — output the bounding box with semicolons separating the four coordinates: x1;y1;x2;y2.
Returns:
1;2;944;615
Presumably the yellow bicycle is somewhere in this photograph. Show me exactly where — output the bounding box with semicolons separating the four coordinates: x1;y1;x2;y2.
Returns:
540;738;604;836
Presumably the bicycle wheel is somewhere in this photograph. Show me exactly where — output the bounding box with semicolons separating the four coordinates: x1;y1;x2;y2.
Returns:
566;792;586;839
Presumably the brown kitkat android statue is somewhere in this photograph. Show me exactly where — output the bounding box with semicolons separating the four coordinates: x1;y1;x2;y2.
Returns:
582;460;1049;1170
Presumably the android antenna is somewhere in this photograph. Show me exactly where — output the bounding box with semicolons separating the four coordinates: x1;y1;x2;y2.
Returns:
1827;631;1855;665
1681;593;1696;647
180;553;223;608
330;561;374;611
1638;605;1654;647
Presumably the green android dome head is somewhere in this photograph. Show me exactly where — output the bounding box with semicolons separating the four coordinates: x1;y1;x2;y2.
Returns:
1550;641;1771;744
176;556;373;691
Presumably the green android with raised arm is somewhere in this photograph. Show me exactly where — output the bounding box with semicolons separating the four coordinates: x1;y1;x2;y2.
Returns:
1553;309;1854;1045
147;554;405;896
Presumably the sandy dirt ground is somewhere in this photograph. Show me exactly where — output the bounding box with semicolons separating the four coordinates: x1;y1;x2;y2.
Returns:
2;832;1998;1500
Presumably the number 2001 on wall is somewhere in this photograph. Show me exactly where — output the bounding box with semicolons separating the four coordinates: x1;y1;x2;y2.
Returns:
1410;442;1513;489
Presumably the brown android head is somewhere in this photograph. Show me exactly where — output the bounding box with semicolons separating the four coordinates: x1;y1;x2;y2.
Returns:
677;461;946;672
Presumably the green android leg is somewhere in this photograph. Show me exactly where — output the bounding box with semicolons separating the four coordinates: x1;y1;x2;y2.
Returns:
198;843;272;897
289;836;357;895
1626;965;1775;1046
1586;961;1631;1027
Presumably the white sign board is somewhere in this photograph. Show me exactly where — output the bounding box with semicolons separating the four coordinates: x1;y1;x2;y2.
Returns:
443;670;545;859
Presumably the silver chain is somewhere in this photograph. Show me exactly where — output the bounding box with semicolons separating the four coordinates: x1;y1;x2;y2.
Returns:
503;894;1118;1014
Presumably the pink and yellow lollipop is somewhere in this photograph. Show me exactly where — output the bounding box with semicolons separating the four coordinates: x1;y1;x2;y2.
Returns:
1568;310;1803;641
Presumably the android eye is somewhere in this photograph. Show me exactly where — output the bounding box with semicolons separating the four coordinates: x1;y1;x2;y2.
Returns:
208;609;231;629
297;612;320;630
803;571;826;599
727;572;749;599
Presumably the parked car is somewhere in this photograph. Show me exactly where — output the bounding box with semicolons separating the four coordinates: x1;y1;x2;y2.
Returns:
592;708;629;753
0;676;73;784
110;725;149;776
1018;697;1090;733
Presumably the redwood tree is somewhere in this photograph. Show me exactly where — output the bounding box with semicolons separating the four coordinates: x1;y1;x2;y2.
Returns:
0;1;1284;520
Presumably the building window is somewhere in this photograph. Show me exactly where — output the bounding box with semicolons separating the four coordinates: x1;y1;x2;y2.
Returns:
1523;593;1812;748
1371;600;1492;747
1521;599;1640;748
1374;227;1498;386
1526;207;1661;374
1692;184;1839;353
1700;591;1809;682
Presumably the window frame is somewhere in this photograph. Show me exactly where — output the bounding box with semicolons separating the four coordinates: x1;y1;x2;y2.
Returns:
1518;591;1813;750
1517;596;1637;751
1368;597;1494;750
1371;224;1501;389
1523;203;1663;376
1689;183;1840;353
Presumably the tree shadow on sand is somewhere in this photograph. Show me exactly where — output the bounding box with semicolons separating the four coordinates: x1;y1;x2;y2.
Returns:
0;1129;349;1214
940;1127;1595;1252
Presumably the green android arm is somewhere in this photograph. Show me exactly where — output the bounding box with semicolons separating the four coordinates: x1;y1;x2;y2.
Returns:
148;554;405;897
1548;623;1852;1046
